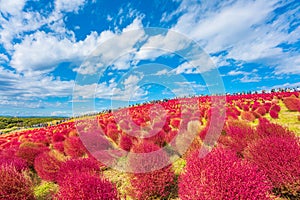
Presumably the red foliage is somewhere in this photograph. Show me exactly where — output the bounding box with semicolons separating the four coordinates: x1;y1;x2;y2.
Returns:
57;157;101;184
129;141;175;199
283;97;300;111
106;127;120;143
63;136;87;158
0;156;28;172
52;133;65;142
219;120;256;154
263;102;272;113
56;173;119;200
34;151;62;181
16;141;48;167
251;101;261;111
269;109;279;119
119;134;133;151
245;136;300;197
179;148;272;200
53;141;65;153
0;165;34;200
129;141;169;172
270;104;281;112
170;118;181;129
79;130;113;153
255;106;267;116
256;118;294;139
241;111;256;122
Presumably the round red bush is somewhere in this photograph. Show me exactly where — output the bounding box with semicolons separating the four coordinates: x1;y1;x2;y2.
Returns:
63;136;87;158
56;173;119;200
255;106;267;116
179;148;272;200
16;141;48;167
119;134;133;151
128;141;175;199
34;151;62;181
269;109;279;119
241;111;256;122
244;136;300;198
219;120;256;154
0;165;34;200
256;118;294;139
283;97;300;111
57;157;101;184
0;156;28;172
270;104;281;112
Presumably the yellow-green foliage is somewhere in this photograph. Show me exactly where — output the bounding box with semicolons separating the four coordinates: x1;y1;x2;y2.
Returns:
34;181;58;200
172;158;186;175
103;169;132;200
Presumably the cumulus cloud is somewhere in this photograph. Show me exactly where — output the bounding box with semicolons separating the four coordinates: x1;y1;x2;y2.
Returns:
172;0;300;74
54;0;86;13
0;0;26;16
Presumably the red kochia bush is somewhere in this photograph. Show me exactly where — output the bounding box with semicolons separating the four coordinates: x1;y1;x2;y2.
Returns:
0;165;34;200
179;148;272;200
34;151;62;181
269;109;279;119
119;134;133;151
56;173;119;200
283;96;300;111
63;136;87;158
129;141;175;200
244;136;300;198
241;111;256;122
57;157;101;184
16;141;48;167
219;120;256;154
255;106;267;116
270;104;281;112
0;156;28;172
256;118;294;139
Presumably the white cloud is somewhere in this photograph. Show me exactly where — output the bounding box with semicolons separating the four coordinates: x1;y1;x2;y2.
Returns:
228;69;262;83
261;82;300;91
154;69;169;76
54;0;86;13
135;30;190;60
77;18;145;74
239;75;261;83
227;70;245;76
0;66;74;100
172;0;300;74
0;0;26;16
174;0;278;52
73;74;147;102
10;17;144;74
0;53;9;63
0;0;88;51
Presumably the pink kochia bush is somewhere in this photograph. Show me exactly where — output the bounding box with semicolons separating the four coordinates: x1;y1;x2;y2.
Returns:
0;156;28;172
179;148;272;200
283;96;300;111
16;141;48;167
63;136;87;158
219;120;256;154
256;118;294;139
244;136;300;198
34;151;62;181
56;157;101;184
129;141;175;200
0;165;34;200
56;173;119;200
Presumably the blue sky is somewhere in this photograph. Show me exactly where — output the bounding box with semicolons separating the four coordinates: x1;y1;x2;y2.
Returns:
0;0;299;116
